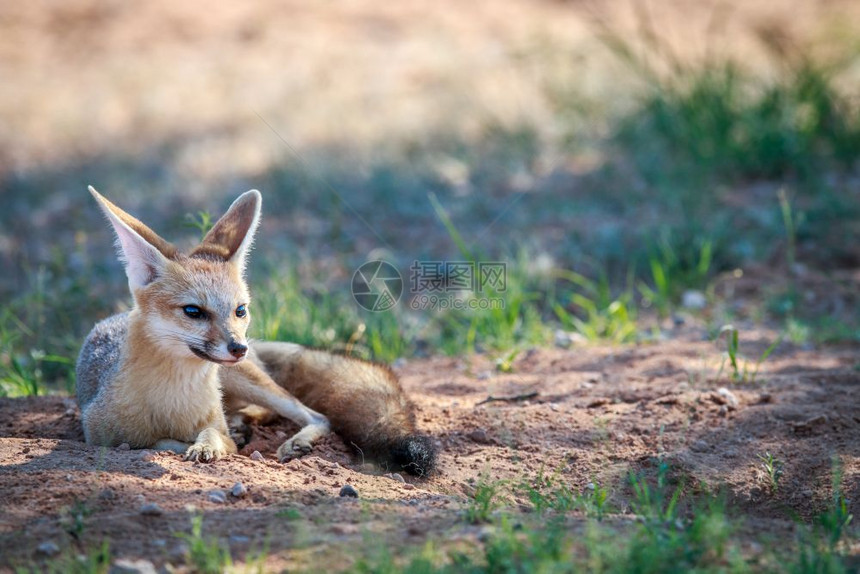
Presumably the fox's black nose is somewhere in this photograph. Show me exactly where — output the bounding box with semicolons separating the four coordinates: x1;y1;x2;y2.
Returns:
228;341;248;359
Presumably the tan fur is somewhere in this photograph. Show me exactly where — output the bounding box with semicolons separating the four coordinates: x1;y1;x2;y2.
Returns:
86;311;228;446
77;188;275;461
79;187;432;472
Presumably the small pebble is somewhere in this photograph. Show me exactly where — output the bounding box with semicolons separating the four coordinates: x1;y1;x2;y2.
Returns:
117;443;130;451
249;450;265;461
139;503;163;516
681;290;707;310
208;490;227;504
554;329;572;349
36;541;60;557
139;451;156;462
231;482;247;498
402;483;415;491
690;440;710;453
228;535;250;548
109;558;157;574
554;330;586;348
717;387;739;409
390;473;405;483
339;484;359;498
467;429;491;444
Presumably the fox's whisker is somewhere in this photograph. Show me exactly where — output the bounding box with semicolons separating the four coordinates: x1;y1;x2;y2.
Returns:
155;330;210;347
156;327;209;341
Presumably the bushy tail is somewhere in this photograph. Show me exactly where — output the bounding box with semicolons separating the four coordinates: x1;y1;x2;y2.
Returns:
342;429;438;477
252;342;438;477
388;434;438;477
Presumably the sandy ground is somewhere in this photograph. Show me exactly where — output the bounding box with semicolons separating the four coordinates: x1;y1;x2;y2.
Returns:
2;323;859;570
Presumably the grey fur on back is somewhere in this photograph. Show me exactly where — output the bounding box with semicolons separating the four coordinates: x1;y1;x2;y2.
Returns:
76;312;130;409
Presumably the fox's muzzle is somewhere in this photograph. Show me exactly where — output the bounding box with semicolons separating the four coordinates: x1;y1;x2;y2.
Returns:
227;340;248;359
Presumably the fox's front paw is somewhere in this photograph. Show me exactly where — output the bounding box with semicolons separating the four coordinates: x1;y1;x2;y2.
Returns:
184;428;233;463
185;441;224;463
276;422;330;462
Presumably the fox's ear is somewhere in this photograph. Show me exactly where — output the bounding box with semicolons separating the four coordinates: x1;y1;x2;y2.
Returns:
88;186;176;291
192;190;261;272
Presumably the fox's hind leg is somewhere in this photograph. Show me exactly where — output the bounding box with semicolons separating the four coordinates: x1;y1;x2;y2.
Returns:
221;360;330;460
276;421;330;460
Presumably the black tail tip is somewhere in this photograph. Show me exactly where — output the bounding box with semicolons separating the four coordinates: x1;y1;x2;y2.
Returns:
390;434;437;477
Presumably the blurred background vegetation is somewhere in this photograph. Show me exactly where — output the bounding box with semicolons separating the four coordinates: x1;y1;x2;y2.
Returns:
2;0;860;396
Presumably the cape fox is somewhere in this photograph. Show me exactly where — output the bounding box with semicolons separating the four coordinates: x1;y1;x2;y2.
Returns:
76;187;436;475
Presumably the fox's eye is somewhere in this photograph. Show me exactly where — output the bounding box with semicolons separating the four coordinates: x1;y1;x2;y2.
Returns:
183;305;204;319
235;304;247;318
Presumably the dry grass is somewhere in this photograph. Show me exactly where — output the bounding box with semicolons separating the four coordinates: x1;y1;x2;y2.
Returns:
2;0;856;177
